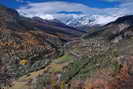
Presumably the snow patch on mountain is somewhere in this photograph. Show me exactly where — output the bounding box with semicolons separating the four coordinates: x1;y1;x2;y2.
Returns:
95;15;118;25
39;14;55;20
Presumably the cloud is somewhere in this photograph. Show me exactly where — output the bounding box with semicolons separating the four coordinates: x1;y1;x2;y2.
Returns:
18;1;133;16
121;0;133;2
101;0;120;2
101;0;133;3
15;0;24;3
17;1;113;17
106;2;133;16
15;0;30;4
17;1;133;25
17;2;98;15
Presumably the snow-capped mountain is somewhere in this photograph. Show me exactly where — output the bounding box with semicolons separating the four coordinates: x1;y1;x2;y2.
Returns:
22;12;119;28
59;14;118;27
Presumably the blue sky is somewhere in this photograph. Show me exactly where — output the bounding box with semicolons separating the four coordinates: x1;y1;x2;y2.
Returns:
0;0;120;9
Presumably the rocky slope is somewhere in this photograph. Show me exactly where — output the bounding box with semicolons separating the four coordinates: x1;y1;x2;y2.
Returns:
31;17;85;41
83;15;133;41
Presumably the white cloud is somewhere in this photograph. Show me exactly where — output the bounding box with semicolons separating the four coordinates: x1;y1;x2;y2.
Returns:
101;0;120;2
16;0;24;3
101;0;133;2
17;1;133;25
17;1;101;16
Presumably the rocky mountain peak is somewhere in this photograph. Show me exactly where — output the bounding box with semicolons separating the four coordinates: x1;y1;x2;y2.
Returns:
0;5;19;17
114;15;133;24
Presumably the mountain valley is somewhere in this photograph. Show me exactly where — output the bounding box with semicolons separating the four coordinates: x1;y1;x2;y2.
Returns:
0;4;133;89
